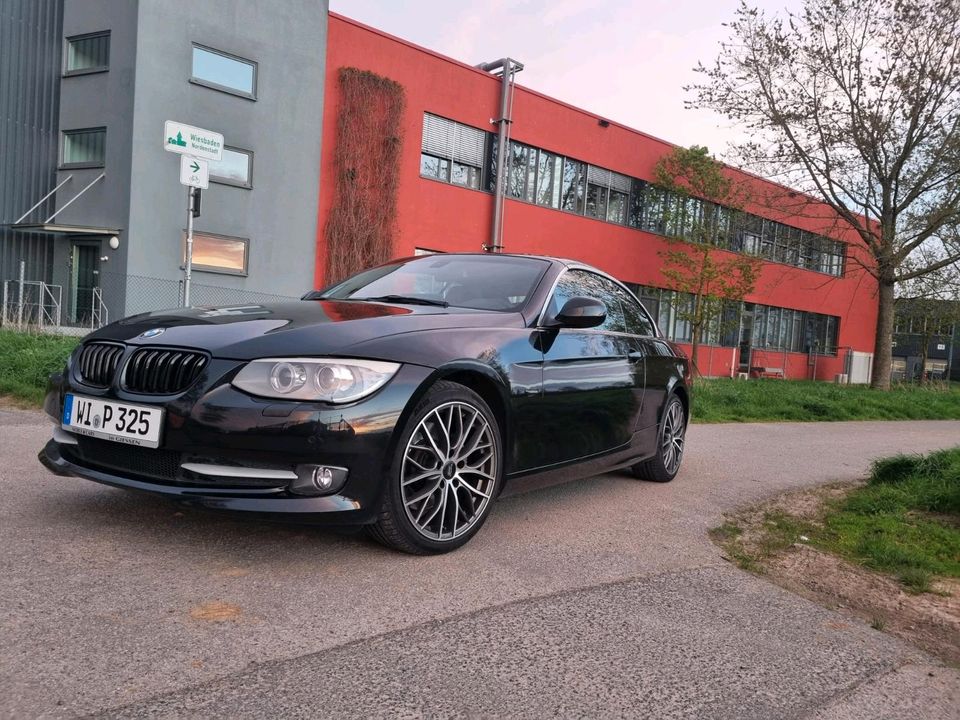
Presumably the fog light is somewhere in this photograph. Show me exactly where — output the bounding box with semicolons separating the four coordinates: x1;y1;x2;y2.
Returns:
314;466;334;490
291;464;348;496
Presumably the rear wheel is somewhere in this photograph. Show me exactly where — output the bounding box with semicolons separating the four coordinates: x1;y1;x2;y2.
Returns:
632;394;686;483
369;381;502;554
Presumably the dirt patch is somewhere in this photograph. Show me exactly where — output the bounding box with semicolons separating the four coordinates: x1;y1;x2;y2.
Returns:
0;394;40;411
713;483;960;664
189;601;242;622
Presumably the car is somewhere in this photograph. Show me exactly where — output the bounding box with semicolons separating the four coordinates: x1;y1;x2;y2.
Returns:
39;253;691;554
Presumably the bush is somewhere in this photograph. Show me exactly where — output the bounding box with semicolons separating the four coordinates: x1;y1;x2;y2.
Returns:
870;454;923;485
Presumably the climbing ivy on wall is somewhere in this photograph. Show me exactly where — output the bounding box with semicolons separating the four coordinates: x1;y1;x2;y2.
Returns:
324;67;406;283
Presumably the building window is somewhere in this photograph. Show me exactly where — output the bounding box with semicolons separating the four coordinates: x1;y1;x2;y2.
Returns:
535;150;562;208
585;181;607;220
65;31;110;75
420;113;487;190
558;158;586;214
507;142;532;198
191;45;257;99
583;165;632;224
420;154;450;182
61;128;106;168
209;146;253;188
416;114;848;277
623;282;840;353
184;231;248;275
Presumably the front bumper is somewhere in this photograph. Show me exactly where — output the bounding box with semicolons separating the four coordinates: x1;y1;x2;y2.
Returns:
39;439;365;519
39;362;435;524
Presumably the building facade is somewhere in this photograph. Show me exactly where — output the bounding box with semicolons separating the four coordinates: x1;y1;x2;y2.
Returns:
2;6;879;380
1;0;327;324
892;300;959;382
0;0;63;288
317;14;878;381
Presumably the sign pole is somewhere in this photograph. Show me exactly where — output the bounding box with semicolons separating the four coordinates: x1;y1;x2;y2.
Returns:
184;186;194;308
165;120;219;309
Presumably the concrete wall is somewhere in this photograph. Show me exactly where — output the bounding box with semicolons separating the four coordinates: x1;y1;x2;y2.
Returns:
125;0;327;310
54;0;139;319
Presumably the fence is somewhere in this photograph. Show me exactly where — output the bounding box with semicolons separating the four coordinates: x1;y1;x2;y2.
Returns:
1;269;301;333
1;279;63;329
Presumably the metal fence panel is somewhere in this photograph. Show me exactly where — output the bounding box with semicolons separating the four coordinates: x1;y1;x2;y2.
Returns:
2;270;302;331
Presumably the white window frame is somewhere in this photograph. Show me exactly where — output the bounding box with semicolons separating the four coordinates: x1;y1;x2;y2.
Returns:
190;44;258;100
209;146;254;189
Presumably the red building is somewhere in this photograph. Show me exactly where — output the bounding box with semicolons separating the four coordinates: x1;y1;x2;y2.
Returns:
316;13;878;381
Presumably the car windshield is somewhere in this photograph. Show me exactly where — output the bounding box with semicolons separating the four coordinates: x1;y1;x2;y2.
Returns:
310;255;550;312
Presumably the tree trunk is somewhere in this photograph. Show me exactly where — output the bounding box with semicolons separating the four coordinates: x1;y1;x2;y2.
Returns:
870;279;895;390
690;293;703;378
918;334;930;386
690;332;701;378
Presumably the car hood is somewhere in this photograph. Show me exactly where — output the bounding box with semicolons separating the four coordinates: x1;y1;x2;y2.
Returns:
86;300;524;361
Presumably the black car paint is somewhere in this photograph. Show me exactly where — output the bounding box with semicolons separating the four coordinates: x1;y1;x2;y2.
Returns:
39;256;690;524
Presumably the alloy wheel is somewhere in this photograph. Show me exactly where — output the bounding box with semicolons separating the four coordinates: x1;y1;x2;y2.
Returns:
401;401;497;541
661;400;686;475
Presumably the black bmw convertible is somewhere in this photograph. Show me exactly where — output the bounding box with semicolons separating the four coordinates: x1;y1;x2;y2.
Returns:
40;253;690;553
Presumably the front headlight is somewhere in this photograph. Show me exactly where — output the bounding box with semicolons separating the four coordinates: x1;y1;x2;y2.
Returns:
232;358;400;403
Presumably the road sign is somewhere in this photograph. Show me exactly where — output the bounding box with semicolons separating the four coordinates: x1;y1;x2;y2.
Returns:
179;155;209;189
164;120;223;161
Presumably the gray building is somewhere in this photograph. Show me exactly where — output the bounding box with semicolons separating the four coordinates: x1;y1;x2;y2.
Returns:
1;0;327;327
892;299;959;382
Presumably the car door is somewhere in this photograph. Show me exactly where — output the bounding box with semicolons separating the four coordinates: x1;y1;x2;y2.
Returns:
531;269;644;468
616;285;654;431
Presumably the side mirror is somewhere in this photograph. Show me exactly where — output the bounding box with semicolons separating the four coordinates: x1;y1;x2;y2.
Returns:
554;296;607;329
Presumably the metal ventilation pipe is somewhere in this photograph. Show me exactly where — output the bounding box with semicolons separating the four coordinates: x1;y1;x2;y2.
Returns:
477;58;523;253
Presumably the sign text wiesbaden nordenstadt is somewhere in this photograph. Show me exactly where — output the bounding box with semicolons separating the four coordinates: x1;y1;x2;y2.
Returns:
163;120;223;162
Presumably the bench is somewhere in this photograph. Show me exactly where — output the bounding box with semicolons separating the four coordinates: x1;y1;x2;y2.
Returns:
750;366;785;379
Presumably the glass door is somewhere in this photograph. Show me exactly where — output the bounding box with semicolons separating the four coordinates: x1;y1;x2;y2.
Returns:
70;242;100;325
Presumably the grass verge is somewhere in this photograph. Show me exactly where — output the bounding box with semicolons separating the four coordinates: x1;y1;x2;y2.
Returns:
692;377;960;423
0;329;78;406
711;447;960;662
715;447;960;592
817;449;960;589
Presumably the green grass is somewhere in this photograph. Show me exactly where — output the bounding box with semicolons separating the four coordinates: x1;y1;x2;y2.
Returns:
0;329;78;405
812;448;960;592
711;448;960;594
692;378;960;423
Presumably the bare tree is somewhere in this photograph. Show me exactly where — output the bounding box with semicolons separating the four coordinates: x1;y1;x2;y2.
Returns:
654;146;762;375
689;0;960;389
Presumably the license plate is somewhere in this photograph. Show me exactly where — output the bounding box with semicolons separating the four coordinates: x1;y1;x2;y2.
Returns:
62;394;164;448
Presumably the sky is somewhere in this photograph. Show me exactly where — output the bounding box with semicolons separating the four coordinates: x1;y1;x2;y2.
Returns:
328;0;801;159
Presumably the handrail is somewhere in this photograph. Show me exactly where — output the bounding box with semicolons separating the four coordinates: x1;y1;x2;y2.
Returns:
91;287;108;328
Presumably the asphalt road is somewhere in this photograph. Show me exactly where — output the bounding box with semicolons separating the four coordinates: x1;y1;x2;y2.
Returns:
1;409;959;719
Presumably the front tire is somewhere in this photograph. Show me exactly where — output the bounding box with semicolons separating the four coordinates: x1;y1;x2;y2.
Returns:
369;380;502;554
632;393;686;483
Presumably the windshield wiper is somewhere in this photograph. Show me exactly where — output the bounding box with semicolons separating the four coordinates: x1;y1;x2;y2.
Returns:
358;294;449;308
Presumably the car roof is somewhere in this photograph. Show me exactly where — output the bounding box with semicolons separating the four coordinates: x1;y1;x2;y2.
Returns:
394;252;581;268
